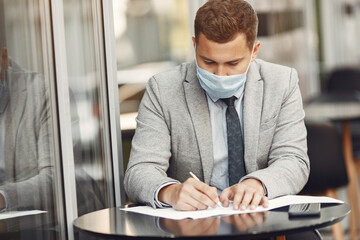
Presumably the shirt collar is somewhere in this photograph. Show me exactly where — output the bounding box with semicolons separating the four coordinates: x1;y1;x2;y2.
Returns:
207;85;244;103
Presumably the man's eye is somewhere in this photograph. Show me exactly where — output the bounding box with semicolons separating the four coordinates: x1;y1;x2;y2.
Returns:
228;62;239;66
204;60;214;65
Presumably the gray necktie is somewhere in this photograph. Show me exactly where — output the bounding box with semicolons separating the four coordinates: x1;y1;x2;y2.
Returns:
0;81;9;114
222;96;246;186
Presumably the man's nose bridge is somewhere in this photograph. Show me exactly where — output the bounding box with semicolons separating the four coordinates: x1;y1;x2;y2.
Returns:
215;65;226;76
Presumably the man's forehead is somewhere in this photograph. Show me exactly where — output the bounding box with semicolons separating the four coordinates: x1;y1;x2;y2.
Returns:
197;33;249;57
198;33;248;48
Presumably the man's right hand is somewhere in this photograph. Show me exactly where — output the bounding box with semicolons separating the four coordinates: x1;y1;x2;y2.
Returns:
158;178;219;211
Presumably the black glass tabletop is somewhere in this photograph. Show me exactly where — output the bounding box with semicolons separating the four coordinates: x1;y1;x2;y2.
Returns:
73;203;350;240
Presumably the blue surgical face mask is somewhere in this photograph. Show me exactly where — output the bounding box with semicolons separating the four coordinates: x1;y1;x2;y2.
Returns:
195;43;255;99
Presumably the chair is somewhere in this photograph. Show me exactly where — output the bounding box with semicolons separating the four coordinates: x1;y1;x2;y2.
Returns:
325;68;360;238
325;67;360;159
301;121;350;240
326;67;360;93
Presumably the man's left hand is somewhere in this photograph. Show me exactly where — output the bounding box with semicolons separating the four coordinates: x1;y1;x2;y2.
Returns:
219;178;269;210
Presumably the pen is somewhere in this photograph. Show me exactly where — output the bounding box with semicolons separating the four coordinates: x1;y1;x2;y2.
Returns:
189;171;223;208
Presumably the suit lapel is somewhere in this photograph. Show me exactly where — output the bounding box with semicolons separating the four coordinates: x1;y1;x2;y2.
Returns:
243;62;263;173
183;61;214;184
5;71;27;180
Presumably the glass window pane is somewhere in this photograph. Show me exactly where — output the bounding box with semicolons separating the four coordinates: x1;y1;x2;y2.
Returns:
63;0;114;216
0;0;63;239
113;0;192;171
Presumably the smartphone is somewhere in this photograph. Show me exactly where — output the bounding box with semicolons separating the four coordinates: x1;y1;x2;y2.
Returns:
288;203;321;217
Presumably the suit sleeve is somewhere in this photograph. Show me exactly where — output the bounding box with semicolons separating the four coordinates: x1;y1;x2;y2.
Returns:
124;77;176;208
243;68;310;199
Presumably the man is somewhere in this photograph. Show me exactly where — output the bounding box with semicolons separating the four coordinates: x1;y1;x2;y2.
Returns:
125;0;309;213
0;44;104;217
0;44;54;212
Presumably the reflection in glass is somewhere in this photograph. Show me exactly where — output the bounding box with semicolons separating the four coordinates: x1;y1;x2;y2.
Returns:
160;217;220;236
159;212;267;236
0;0;61;238
63;0;112;216
221;212;267;232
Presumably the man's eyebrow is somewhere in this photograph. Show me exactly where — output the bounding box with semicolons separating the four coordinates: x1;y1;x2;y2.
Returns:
199;54;244;63
198;54;214;62
226;57;243;63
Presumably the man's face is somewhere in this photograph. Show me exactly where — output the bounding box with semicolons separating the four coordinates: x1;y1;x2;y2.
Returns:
193;33;260;76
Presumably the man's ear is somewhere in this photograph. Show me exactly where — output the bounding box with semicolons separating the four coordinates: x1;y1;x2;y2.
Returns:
192;36;196;49
251;41;260;62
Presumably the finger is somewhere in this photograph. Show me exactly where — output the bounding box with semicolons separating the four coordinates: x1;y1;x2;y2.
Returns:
206;218;220;235
221;215;232;224
260;196;269;208
174;186;207;210
193;181;219;204
181;179;214;209
186;219;208;235
251;212;265;225
184;184;215;209
189;195;212;210
249;192;263;210
240;213;256;228
219;188;233;207
239;191;254;210
194;218;219;236
190;190;216;209
233;214;247;231
173;201;197;211
233;188;245;210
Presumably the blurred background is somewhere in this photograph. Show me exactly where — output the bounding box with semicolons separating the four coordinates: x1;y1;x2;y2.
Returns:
113;0;360;168
0;0;359;239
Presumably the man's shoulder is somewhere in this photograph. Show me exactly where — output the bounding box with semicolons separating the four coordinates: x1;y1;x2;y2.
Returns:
254;59;298;89
255;59;293;78
8;59;45;90
151;61;194;86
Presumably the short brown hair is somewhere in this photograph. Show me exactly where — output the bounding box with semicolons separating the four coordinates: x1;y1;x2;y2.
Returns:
194;0;258;49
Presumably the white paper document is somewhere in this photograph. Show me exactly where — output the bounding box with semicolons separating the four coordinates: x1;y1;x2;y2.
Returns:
121;195;343;220
0;210;46;220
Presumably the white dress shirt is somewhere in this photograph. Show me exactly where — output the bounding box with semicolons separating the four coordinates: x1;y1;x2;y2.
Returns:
207;90;244;191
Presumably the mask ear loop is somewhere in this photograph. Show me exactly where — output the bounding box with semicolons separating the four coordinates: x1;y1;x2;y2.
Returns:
245;41;257;74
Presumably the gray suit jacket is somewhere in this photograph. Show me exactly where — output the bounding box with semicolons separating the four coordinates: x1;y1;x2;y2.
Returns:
124;59;310;208
0;61;53;211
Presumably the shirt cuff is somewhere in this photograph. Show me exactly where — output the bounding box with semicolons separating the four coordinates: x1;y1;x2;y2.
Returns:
240;177;268;197
154;181;179;208
0;190;9;212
